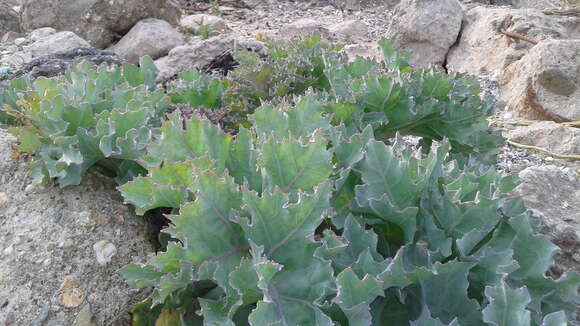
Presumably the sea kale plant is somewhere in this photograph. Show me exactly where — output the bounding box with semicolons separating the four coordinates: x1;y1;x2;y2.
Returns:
1;37;578;325
119;94;579;325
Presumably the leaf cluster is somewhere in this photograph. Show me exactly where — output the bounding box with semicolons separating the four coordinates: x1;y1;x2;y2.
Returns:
3;58;166;186
2;37;502;187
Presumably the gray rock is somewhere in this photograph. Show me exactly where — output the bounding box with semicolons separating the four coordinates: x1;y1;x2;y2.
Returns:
501;40;579;121
24;31;90;58
511;165;580;276
507;121;580;156
109;18;184;65
20;0;181;48
0;2;22;39
283;18;331;39
447;7;579;79
1;47;123;82
29;27;56;41
155;35;265;81
328;19;369;42
388;0;464;69
181;14;231;35
0;130;154;325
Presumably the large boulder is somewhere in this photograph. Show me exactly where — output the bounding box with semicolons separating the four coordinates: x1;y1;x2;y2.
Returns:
0;130;155;325
20;0;181;48
511;165;580;276
447;7;579;79
0;2;22;39
501;39;579;121
109;18;184;65
154;35;265;81
387;0;464;69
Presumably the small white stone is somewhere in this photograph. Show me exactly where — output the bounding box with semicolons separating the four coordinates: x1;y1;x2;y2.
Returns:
13;38;26;46
0;192;9;205
3;245;14;255
93;240;117;266
544;156;554;162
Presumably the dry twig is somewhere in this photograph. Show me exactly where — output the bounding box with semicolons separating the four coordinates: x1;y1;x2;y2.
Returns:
181;0;257;12
507;140;580;160
542;8;580;17
499;30;539;45
491;120;580;128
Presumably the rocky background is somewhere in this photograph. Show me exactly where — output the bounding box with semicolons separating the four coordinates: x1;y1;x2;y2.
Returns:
0;0;578;325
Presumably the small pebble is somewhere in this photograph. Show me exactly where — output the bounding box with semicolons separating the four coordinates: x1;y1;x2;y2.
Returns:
93;240;117;266
13;38;26;46
3;245;14;255
58;276;85;308
0;192;9;205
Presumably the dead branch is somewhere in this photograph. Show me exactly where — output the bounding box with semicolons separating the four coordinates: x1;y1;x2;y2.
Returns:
499;30;538;45
542;9;580;17
181;0;257;12
507;140;580;160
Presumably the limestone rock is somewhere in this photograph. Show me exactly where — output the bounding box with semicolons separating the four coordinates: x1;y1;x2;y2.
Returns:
447;7;579;79
0;129;154;325
507;121;580;156
181;14;231;35
155;35;265;81
29;27;56;41
501;39;579;121
329;19;369;42
511;165;580;276
109;18;184;65
388;0;464;69
20;0;181;48
23;31;90;58
283;18;331;40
